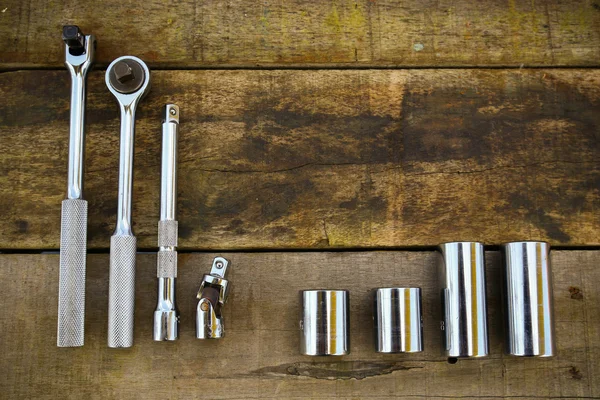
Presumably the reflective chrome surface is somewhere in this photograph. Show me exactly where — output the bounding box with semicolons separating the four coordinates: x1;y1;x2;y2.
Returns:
438;242;489;358
105;56;151;237
374;288;423;353
65;31;95;200
503;241;555;357
196;257;231;339
154;105;180;342
106;56;151;348
58;28;95;347
154;277;178;341
300;290;350;356
160;105;179;222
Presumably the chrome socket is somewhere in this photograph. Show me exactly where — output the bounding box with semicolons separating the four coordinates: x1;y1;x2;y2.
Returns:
502;241;555;357
300;290;350;356
438;242;489;359
373;288;423;353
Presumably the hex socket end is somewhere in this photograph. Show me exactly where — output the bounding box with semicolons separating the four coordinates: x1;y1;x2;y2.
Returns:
153;309;179;341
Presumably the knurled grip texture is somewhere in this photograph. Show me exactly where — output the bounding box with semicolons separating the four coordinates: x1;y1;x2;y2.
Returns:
157;250;178;278
108;234;137;348
158;220;178;247
57;199;88;347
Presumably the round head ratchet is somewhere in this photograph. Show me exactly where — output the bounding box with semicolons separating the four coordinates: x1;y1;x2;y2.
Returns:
105;55;151;348
105;56;151;106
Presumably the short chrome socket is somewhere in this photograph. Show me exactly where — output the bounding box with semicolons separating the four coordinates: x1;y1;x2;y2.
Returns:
373;288;423;353
300;290;350;356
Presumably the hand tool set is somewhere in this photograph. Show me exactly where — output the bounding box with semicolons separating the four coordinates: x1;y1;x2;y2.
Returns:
299;240;554;359
57;27;556;359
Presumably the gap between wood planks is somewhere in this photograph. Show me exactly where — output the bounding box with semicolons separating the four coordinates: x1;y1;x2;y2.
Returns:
2;245;600;254
2;64;600;73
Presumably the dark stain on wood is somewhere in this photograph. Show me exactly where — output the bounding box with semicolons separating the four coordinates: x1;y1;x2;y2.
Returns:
569;286;584;300
241;95;400;166
568;366;583;380
177;221;194;240
15;220;28;234
507;193;571;243
227;218;247;235
252;361;424;380
260;180;315;222
1;70;599;249
400;71;599;245
86;220;113;243
402;72;599;167
340;196;359;210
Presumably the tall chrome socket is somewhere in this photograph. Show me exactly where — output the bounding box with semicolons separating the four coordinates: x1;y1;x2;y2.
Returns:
502;241;555;357
438;242;489;359
154;105;180;342
373;288;423;353
300;290;350;356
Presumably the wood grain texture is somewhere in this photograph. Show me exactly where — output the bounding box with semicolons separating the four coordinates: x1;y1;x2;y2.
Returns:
1;69;599;249
0;251;597;399
1;0;600;68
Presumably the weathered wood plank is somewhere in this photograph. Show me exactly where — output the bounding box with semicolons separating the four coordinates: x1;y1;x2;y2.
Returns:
1;69;598;249
1;0;599;68
0;251;597;398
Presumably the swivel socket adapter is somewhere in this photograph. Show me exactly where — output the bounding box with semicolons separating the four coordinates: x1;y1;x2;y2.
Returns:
196;257;232;339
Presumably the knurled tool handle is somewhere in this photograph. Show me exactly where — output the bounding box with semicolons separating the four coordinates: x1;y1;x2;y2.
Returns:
108;234;137;348
57;198;88;347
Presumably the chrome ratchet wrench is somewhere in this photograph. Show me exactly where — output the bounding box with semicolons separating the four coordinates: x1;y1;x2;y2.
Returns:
154;104;180;341
57;25;95;348
105;56;151;348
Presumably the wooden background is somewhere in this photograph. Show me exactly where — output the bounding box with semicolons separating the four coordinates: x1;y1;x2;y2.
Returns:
0;0;598;398
0;251;598;399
